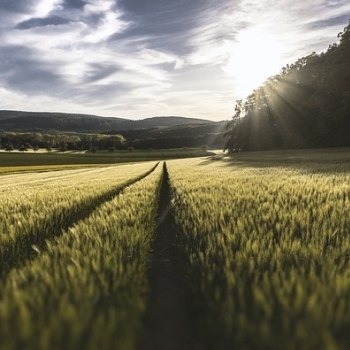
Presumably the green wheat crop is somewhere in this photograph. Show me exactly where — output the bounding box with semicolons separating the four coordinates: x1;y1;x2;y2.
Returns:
0;162;162;350
0;162;158;275
168;157;350;350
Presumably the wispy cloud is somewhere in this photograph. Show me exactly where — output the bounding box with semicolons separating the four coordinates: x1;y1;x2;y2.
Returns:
182;0;350;98
0;0;349;120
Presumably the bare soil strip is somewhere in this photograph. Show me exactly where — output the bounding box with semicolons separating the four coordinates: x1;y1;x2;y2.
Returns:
140;162;194;350
0;163;159;279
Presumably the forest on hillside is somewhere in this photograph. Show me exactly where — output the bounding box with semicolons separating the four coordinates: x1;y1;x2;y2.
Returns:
224;18;350;152
0;121;225;152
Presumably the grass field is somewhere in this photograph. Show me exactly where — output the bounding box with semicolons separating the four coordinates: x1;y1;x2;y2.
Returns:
0;148;213;173
1;148;350;349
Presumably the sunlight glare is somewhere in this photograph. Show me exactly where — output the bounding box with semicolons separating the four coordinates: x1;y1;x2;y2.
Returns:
223;26;284;97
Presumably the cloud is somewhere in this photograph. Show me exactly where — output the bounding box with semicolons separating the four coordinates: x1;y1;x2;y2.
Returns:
0;0;349;120
33;0;62;17
113;0;226;55
16;15;72;29
63;0;86;9
0;0;37;14
83;63;121;84
0;44;67;95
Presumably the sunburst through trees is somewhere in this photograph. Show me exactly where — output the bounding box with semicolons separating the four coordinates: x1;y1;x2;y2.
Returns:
225;18;350;152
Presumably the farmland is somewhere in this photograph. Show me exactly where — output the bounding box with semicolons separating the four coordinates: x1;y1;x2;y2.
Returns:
168;151;350;349
0;161;162;349
1;149;350;349
0;148;213;173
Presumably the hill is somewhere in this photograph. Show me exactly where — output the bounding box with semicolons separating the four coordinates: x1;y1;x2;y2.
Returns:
106;121;227;149
0;110;211;132
0;111;226;150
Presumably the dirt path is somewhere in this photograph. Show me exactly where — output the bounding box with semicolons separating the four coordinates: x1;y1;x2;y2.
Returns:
140;162;194;350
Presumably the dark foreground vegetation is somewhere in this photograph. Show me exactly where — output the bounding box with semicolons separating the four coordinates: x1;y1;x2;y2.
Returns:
225;18;350;152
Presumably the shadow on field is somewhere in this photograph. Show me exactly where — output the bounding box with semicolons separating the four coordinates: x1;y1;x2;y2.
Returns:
198;148;350;174
139;162;194;350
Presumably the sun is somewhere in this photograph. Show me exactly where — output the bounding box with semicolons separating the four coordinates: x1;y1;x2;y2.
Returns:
223;26;285;97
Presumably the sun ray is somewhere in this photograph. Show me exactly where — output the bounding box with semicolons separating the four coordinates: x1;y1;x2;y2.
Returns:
223;26;285;97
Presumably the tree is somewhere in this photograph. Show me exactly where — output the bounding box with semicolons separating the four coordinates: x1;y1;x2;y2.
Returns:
224;100;245;152
106;135;125;149
5;143;14;152
59;143;68;152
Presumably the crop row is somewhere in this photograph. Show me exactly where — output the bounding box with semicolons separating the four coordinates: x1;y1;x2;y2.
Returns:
0;162;158;276
168;157;350;349
0;162;163;350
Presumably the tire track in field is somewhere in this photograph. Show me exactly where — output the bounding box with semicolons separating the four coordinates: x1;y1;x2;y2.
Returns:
140;162;194;350
0;162;159;279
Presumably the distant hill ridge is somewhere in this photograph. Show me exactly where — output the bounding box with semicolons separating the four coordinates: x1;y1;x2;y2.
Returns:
0;110;212;132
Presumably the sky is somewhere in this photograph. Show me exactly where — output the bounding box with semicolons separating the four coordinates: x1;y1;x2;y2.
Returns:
0;0;349;121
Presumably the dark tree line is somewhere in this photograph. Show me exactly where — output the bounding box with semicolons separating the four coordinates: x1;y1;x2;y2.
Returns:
225;18;350;152
104;122;226;150
0;129;224;152
0;132;125;151
124;133;224;150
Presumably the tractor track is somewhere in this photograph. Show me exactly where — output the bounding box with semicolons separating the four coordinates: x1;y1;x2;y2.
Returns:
140;162;194;350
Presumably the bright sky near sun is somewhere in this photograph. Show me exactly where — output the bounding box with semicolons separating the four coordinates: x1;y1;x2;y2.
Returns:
0;0;349;121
